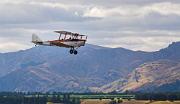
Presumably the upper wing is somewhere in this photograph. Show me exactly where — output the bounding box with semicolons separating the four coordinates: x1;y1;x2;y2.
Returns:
54;31;72;34
55;30;86;37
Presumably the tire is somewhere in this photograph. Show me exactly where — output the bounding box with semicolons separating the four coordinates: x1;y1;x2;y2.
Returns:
74;50;78;55
69;50;74;54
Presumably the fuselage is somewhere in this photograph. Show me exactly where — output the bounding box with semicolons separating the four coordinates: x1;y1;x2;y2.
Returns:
34;39;86;48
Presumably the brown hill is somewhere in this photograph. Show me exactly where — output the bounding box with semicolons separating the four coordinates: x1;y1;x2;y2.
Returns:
98;60;180;92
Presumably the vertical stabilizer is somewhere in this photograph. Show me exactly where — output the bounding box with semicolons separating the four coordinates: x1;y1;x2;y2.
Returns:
32;34;42;42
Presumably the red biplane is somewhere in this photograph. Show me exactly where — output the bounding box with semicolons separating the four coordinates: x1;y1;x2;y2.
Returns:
32;31;87;55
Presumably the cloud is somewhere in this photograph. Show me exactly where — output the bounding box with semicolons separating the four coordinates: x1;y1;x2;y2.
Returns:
0;42;29;53
0;0;180;52
83;2;180;18
36;0;180;7
0;1;98;25
89;30;180;51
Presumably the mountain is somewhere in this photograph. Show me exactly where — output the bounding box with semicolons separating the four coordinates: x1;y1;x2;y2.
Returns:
0;42;180;92
98;60;180;92
97;42;180;93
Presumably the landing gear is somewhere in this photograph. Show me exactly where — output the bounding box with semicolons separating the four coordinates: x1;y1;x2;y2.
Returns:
69;48;78;55
74;50;78;55
69;49;74;54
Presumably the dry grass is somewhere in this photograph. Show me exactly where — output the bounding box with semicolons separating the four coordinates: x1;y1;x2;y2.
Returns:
81;99;111;104
149;101;180;104
121;100;150;104
81;100;180;104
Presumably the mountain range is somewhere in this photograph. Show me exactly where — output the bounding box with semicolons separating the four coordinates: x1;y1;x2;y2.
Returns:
0;42;180;92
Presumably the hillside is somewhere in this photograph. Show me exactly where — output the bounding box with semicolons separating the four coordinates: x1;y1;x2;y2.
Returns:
97;42;180;92
0;44;150;92
0;42;180;92
99;60;180;92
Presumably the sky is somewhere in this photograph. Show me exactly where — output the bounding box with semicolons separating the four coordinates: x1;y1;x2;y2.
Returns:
0;0;180;52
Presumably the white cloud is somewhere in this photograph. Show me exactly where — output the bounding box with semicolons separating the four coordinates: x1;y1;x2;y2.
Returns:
0;0;180;52
0;42;30;53
143;2;180;16
96;36;180;52
83;2;180;18
29;1;69;10
83;7;106;18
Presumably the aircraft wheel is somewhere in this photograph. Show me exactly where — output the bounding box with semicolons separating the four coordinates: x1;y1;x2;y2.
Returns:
69;49;74;54
74;50;78;55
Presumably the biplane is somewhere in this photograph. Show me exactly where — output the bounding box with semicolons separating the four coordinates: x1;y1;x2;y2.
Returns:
32;31;87;55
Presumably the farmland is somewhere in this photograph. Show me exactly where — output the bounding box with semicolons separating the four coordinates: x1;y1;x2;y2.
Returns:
0;92;180;104
81;100;180;104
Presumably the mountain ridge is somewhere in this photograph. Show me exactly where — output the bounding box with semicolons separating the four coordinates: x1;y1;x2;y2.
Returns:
0;42;180;92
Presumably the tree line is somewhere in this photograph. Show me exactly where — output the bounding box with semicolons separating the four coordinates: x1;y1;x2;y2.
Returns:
0;92;179;104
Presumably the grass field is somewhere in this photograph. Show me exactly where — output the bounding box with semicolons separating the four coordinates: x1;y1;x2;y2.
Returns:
81;100;180;104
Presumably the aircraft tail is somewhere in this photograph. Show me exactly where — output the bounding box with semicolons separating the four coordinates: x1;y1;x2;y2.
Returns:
32;34;42;43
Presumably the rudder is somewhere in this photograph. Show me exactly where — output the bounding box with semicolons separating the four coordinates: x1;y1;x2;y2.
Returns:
32;34;42;42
